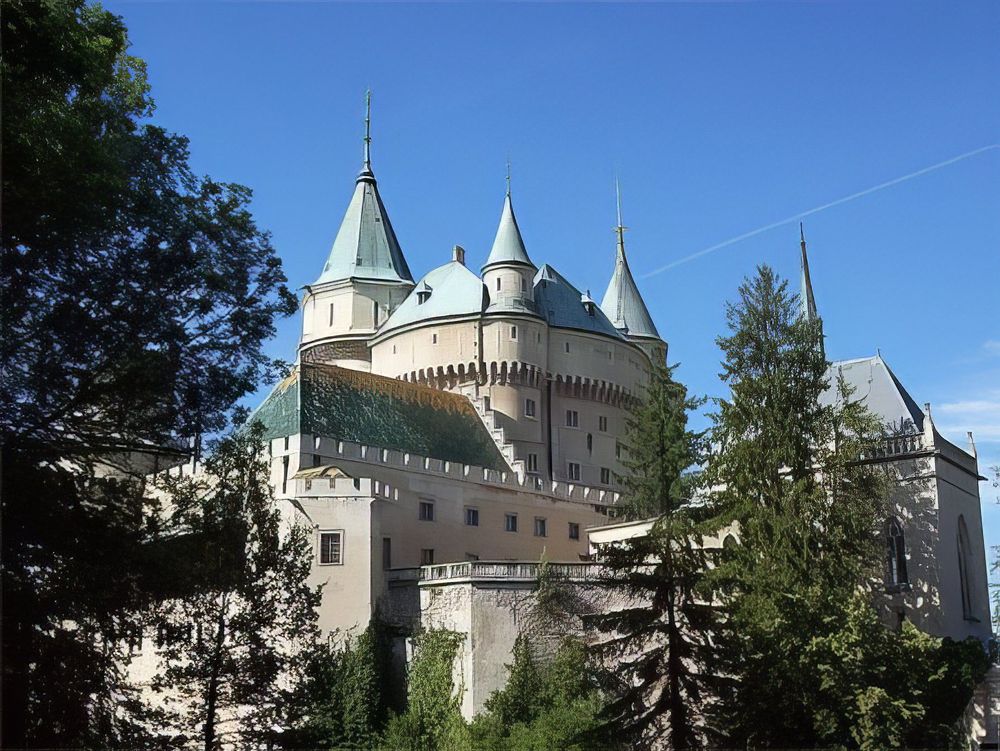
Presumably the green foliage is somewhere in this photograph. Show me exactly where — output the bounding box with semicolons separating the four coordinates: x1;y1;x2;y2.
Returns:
149;425;321;749
282;621;391;749
470;636;604;751
1;0;296;744
706;265;987;747
587;365;724;748
381;629;468;751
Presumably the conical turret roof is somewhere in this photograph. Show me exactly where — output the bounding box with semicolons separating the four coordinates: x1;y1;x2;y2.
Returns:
313;93;413;286
600;183;659;339
482;192;533;271
799;223;818;322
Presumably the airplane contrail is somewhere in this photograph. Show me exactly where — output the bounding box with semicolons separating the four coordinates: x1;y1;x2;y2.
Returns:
639;143;1000;279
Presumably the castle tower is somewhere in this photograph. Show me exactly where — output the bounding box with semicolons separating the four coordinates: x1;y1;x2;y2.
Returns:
299;92;415;371
599;180;667;365
481;167;538;315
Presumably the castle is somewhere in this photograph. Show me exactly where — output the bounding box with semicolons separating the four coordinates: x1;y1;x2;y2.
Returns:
238;99;991;720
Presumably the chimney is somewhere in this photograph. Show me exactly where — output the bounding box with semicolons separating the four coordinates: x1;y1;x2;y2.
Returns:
452;245;465;266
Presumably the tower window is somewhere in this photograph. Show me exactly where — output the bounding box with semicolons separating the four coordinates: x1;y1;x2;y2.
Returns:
524;398;536;417
510;325;517;340
599;415;608;432
505;513;518;533
521;276;526;292
432;333;438;345
496;277;502;291
565;342;570;353
568;462;581;481
587;433;593;453
319;531;343;565
329;303;335;326
527;453;538;473
565;410;579;428
601;467;611;485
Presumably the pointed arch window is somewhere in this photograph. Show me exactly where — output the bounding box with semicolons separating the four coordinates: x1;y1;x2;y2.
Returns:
886;517;908;589
958;515;975;620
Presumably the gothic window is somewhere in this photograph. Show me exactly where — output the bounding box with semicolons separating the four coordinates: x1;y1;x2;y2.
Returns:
958;515;975;619
886;516;908;588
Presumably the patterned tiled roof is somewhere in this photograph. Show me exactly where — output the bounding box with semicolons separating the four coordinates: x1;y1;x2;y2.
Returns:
250;364;507;470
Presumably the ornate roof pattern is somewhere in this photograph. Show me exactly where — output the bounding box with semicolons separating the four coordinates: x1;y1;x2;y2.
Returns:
250;364;507;470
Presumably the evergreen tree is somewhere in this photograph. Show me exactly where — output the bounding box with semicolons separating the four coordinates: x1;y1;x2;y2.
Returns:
706;265;987;746
381;629;469;751
149;425;321;749
470;636;604;751
587;365;724;749
1;1;296;745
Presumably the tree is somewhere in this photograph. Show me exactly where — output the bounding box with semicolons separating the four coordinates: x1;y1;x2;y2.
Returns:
1;1;296;744
381;629;469;751
470;636;604;751
705;265;987;747
282;621;392;749
149;425;321;749
587;365;725;749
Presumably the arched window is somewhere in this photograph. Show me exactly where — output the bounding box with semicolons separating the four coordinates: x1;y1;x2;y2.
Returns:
886;517;908;587
958;515;974;619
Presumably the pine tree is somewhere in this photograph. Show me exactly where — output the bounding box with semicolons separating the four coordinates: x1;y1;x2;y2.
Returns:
704;265;986;747
587;364;725;749
149;424;321;749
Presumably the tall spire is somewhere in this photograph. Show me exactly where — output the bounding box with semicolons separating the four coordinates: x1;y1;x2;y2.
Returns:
482;161;533;270
363;89;372;172
313;91;413;286
600;179;658;339
799;222;818;322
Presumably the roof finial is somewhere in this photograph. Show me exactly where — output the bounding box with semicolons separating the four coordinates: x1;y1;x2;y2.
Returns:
799;222;818;322
505;156;512;197
614;176;627;252
363;89;372;170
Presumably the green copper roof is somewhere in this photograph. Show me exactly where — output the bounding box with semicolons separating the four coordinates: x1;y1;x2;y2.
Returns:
482;193;534;270
250;364;507;470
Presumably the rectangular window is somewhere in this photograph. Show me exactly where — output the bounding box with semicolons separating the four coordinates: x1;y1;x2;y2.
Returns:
568;462;581;481
419;500;435;521
372;300;380;326
465;507;479;526
329;303;335;326
313;453;322;467
616;442;622;459
281;456;289;494
382;538;392;570
564;341;570;353
510;325;517;340
569;522;580;540
599;415;608;432
601;467;611;484
527;453;539;473
432;333;438;344
534;517;547;537
524;398;536;418
319;531;343;565
565;410;579;427
496;277;502;291
421;548;435;566
505;513;518;533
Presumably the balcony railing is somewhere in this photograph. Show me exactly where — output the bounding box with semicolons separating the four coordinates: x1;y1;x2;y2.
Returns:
860;433;927;460
419;560;601;584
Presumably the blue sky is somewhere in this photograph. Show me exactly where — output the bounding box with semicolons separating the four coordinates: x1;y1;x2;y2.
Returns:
110;1;999;542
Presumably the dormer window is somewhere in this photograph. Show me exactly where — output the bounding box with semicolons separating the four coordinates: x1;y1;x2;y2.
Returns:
416;282;433;305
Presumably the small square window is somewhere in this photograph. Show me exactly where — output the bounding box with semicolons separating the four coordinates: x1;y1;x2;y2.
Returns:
421;548;435;566
568;462;581;482
505;513;518;533
601;467;611;485
598;415;608;432
524;398;536;418
465;507;479;526
511;325;518;340
566;410;579;428
319;531;343;565
527;453;539;473
534;517;547;537
419;500;435;522
569;522;580;541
